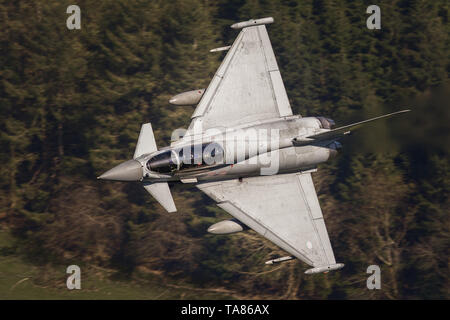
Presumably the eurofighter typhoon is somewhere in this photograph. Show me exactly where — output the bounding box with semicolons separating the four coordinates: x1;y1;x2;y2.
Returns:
98;17;409;274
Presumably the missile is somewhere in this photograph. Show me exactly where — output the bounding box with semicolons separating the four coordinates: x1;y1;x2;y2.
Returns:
169;89;205;106
265;256;294;265
207;219;247;234
210;46;231;53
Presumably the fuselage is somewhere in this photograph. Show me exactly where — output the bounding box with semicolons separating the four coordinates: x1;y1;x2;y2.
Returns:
136;116;339;183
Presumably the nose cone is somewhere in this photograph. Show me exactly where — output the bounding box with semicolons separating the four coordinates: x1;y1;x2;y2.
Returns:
97;160;143;181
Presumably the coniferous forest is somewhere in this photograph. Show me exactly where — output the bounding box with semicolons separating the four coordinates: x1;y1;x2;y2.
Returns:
0;1;448;299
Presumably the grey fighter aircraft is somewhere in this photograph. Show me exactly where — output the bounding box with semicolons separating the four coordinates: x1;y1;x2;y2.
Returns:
98;17;409;274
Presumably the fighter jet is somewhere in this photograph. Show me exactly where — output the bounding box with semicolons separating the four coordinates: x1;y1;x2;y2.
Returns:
98;17;409;274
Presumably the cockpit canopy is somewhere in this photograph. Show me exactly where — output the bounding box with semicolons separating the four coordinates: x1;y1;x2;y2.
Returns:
146;143;224;174
146;150;177;173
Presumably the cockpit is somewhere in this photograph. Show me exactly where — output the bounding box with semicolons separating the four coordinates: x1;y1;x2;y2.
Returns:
146;150;178;173
146;143;224;174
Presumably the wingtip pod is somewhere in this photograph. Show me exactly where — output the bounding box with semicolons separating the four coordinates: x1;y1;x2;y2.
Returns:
305;263;345;274
231;17;274;29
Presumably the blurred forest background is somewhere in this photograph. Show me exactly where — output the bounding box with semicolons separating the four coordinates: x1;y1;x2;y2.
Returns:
0;0;448;299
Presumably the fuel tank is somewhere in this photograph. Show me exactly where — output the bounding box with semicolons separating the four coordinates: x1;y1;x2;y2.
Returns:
169;89;205;105
207;219;247;234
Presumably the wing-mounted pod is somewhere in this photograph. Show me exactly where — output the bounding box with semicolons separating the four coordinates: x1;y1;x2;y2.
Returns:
169;89;205;106
207;219;248;234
